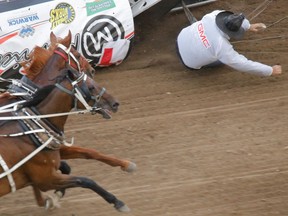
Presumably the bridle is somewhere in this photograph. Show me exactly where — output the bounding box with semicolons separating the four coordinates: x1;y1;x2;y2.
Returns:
0;43;82;99
0;68;108;141
0;42;108;118
52;44;107;113
54;43;82;72
55;69;106;112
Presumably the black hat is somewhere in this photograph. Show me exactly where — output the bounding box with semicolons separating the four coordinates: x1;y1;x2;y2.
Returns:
216;11;245;40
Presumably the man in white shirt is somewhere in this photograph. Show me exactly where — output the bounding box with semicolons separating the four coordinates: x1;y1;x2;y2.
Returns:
176;10;282;76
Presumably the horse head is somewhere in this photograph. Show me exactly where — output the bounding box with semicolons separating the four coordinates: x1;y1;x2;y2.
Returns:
20;31;95;87
56;67;119;119
82;72;119;119
49;31;96;77
20;66;119;131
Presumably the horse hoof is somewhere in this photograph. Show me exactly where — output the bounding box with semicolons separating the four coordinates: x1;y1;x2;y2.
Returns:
116;204;131;213
44;195;61;210
45;198;54;210
123;162;137;173
114;200;130;212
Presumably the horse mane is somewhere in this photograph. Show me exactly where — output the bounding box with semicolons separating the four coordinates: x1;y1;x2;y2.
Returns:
20;32;71;80
21;46;53;80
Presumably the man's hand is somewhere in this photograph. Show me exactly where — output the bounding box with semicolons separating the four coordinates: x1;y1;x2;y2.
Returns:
272;65;282;76
249;23;267;32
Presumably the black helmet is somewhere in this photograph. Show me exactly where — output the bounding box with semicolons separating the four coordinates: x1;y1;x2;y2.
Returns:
216;11;245;40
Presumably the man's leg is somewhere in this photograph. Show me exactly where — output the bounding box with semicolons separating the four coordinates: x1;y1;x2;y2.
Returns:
203;60;223;68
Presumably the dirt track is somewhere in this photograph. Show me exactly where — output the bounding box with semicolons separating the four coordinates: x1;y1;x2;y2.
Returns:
1;0;288;215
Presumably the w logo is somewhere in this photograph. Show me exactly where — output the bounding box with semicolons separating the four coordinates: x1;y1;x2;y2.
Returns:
81;15;125;65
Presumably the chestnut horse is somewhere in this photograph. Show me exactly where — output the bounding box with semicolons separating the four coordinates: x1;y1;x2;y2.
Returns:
1;30;135;175
0;66;131;212
0;32;135;212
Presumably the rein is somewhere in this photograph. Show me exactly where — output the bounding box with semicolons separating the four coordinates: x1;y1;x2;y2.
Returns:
247;0;273;21
0;109;95;120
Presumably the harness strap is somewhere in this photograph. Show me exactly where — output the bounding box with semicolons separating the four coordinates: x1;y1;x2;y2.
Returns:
1;77;38;99
55;83;74;95
0;129;45;137
54;49;79;71
0;155;16;193
0;100;26;113
54;50;69;61
57;43;71;53
68;51;81;72
20;108;65;149
0;77;12;83
96;87;106;102
9;78;38;97
0;136;54;180
74;87;92;110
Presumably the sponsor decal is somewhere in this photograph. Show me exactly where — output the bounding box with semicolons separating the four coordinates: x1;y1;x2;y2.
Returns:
0;49;30;69
18;25;35;38
81;15;125;65
0;33;18;45
0;21;48;44
0;42;50;76
197;22;211;49
0;49;30;76
86;0;116;16
49;3;75;29
7;14;40;26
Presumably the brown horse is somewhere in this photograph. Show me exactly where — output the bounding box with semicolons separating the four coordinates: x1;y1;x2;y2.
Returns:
0;66;131;212
0;32;135;211
20;31;95;86
1;31;135;172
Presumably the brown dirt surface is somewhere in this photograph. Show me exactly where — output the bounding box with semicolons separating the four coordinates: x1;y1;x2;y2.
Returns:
1;0;288;215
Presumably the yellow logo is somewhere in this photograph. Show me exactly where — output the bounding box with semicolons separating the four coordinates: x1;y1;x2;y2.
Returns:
49;3;75;29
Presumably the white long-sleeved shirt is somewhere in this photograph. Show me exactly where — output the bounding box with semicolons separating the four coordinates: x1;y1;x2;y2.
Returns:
177;10;272;76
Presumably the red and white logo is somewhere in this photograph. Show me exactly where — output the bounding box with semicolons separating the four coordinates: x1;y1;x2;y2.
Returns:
197;22;211;49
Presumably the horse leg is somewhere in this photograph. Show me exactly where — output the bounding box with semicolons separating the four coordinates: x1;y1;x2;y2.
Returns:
55;160;71;197
32;185;61;209
32;161;72;210
32;185;46;207
48;161;72;209
59;146;136;172
39;174;130;212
